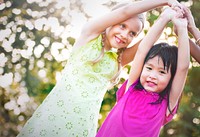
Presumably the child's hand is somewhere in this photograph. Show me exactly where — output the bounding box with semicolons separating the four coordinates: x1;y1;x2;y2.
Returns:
172;16;188;33
183;6;196;32
161;7;183;22
172;11;188;36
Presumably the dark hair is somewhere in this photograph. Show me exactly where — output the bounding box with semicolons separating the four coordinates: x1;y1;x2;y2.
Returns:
135;42;178;113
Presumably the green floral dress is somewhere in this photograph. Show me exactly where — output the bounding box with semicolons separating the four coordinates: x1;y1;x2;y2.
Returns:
17;35;118;137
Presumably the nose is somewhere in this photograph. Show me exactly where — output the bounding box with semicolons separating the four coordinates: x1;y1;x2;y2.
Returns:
120;30;129;40
149;71;157;80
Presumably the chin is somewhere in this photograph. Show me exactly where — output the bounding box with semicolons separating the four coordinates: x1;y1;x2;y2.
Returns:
145;88;156;93
147;90;155;93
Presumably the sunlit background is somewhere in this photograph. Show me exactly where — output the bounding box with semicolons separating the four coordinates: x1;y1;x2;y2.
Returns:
0;0;199;137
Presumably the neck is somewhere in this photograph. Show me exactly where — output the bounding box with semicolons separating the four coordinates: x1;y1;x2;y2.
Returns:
104;44;111;51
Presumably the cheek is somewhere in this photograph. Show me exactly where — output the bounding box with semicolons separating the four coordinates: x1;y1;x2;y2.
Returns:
141;69;148;78
165;74;171;83
127;37;135;44
160;76;171;88
140;71;146;85
106;27;114;35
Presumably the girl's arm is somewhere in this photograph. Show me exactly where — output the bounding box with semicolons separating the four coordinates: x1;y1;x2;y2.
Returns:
184;7;200;63
168;16;189;115
121;39;142;66
189;39;200;63
80;0;181;42
184;6;200;40
127;8;178;89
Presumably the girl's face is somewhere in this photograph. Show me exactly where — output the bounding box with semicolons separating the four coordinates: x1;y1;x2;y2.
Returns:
105;16;143;49
140;56;171;93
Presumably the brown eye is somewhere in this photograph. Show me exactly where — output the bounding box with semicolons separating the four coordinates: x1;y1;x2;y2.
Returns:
160;71;166;74
130;31;136;37
146;67;152;70
120;24;126;29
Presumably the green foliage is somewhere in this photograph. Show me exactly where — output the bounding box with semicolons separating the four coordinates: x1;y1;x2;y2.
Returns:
160;67;200;137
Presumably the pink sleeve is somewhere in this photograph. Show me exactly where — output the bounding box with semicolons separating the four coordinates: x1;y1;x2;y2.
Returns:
116;79;139;102
116;80;128;102
163;102;179;125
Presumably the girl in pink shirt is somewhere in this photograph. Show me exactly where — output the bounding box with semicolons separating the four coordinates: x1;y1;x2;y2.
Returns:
96;7;189;137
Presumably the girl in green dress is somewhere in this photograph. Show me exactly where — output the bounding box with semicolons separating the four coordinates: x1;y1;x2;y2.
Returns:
17;0;182;137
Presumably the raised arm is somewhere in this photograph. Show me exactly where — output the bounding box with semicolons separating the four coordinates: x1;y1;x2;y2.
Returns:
127;8;179;89
168;13;189;114
189;39;200;63
184;6;200;63
81;0;182;41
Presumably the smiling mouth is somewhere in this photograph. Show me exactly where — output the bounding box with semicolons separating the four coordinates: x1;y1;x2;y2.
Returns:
115;36;125;44
147;81;157;87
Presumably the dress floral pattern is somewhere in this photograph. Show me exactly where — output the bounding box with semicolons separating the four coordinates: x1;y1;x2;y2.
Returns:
17;35;118;137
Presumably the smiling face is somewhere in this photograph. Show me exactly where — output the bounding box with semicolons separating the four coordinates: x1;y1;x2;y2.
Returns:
140;56;171;93
105;16;143;50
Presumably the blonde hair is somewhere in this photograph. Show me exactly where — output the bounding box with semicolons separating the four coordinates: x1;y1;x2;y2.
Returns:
112;2;145;32
91;2;145;86
90;32;124;86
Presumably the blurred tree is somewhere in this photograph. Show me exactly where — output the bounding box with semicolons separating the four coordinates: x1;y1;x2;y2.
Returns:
0;0;199;137
160;67;200;137
0;0;76;136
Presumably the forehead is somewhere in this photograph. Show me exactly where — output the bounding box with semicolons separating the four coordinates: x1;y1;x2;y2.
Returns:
122;16;143;33
145;56;165;67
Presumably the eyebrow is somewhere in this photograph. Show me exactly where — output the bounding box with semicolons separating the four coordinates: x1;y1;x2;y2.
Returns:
145;62;166;70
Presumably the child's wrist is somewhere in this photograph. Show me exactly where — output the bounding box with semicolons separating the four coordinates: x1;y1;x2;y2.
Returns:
195;38;200;46
160;13;172;22
177;27;188;34
188;25;198;34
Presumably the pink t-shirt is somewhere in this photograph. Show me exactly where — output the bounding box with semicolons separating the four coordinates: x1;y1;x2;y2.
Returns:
96;80;178;137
